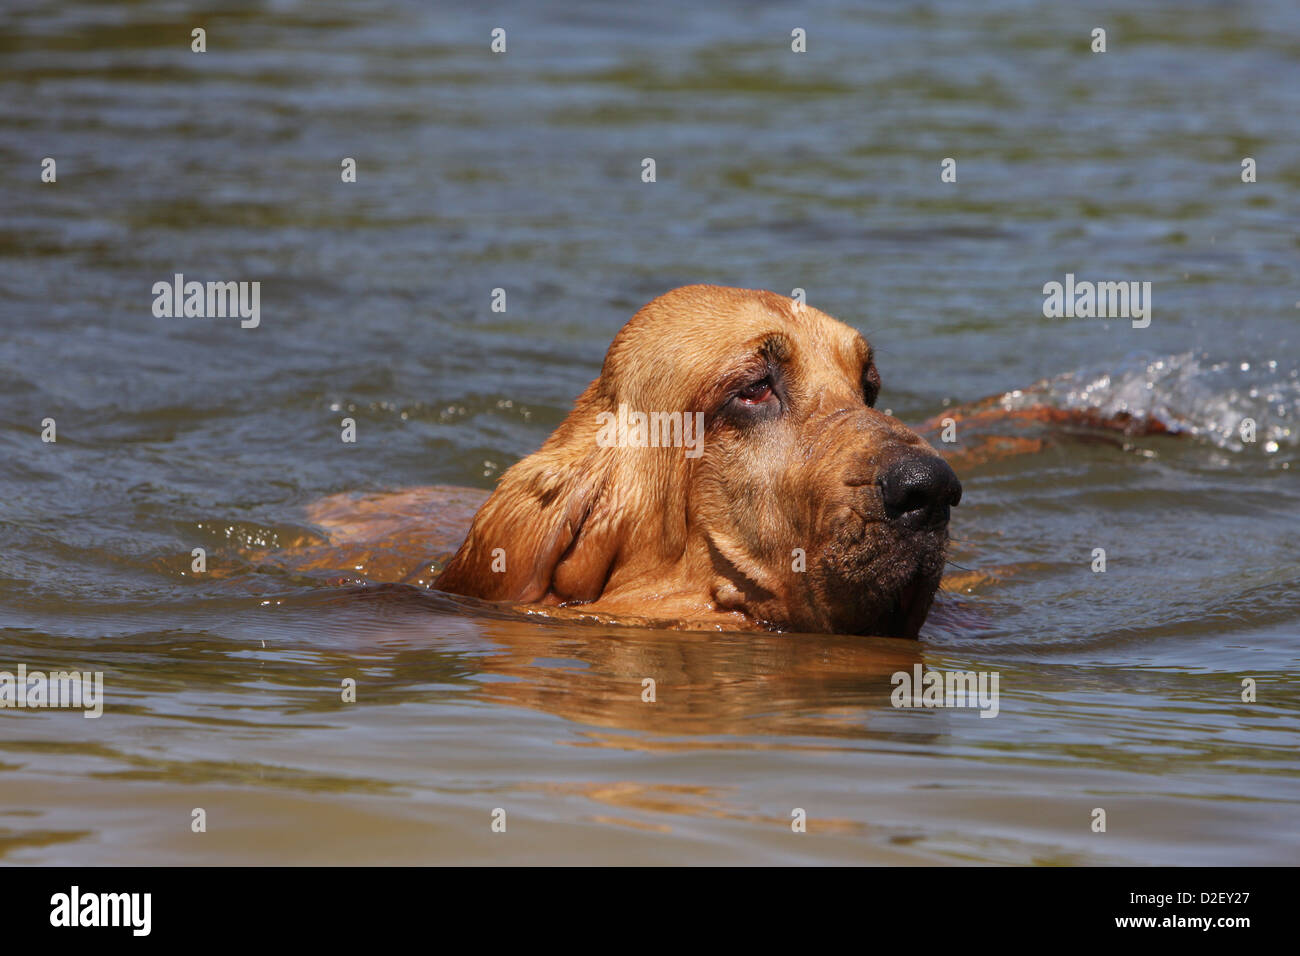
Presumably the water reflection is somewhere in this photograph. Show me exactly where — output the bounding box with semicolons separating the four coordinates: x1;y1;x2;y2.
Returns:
467;615;925;739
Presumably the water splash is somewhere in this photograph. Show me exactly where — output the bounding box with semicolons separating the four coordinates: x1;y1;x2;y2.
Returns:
999;352;1299;457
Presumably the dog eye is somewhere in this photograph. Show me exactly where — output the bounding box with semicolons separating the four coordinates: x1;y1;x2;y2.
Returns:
737;378;774;404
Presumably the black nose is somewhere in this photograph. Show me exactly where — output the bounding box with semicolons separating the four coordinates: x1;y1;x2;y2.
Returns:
878;455;962;528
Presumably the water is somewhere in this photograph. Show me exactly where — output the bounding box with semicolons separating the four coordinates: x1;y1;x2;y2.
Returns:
1;0;1297;864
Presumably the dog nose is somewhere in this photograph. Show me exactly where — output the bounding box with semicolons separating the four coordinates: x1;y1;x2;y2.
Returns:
878;455;962;528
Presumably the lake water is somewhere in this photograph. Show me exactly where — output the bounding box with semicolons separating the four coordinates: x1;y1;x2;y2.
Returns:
1;0;1297;865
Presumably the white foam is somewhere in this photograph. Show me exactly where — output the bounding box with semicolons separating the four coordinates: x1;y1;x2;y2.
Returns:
999;352;1299;455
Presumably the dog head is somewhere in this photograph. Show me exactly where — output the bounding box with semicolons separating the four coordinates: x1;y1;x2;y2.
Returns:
437;285;960;638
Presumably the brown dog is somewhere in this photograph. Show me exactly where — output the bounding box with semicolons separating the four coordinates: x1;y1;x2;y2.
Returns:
435;285;961;638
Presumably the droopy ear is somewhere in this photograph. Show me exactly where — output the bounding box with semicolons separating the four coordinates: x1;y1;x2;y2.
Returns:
435;439;624;605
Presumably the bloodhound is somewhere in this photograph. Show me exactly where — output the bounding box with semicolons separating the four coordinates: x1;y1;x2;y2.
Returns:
261;285;1166;638
432;285;960;638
